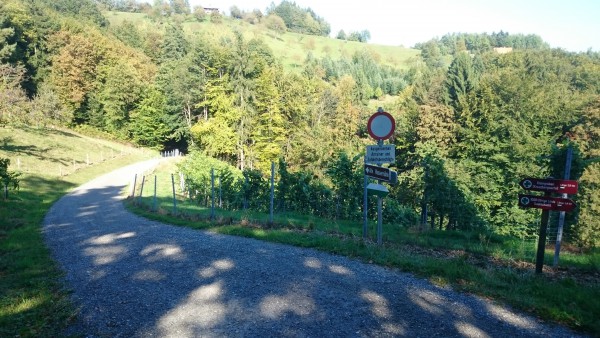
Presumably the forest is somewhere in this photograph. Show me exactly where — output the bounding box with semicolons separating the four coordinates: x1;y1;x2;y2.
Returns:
1;0;599;248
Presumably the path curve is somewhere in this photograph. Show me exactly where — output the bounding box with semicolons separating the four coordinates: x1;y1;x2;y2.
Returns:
43;159;583;337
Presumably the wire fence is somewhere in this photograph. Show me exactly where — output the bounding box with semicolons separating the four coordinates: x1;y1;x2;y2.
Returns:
127;161;572;248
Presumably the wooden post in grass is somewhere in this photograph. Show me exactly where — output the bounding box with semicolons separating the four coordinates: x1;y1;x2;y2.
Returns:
179;172;185;194
535;191;552;274
243;176;248;210
171;174;177;215
153;175;157;212
138;175;145;205
131;174;137;198
3;183;7;200
210;168;215;220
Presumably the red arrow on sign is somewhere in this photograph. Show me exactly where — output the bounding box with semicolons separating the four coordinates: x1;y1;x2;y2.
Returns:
518;194;577;212
519;178;578;195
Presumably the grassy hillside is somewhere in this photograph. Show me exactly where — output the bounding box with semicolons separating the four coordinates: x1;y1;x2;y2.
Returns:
0;126;154;337
104;11;421;71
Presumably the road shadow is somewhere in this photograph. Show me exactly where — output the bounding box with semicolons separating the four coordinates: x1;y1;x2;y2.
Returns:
42;182;582;337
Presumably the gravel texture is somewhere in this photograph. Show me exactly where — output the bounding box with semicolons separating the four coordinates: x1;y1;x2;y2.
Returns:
43;159;585;337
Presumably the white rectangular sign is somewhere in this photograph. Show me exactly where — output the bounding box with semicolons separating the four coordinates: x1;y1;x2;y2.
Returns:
366;145;395;164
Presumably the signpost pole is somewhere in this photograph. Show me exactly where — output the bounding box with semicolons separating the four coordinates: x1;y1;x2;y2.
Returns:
363;157;368;239
377;197;383;245
270;162;275;225
365;107;395;245
421;164;428;230
376;139;383;245
535;191;552;274
138;175;145;205
554;145;573;267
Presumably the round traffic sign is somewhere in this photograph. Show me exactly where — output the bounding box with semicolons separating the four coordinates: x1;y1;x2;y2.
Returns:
367;111;395;140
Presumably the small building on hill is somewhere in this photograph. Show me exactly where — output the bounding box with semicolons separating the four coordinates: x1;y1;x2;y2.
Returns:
203;7;219;14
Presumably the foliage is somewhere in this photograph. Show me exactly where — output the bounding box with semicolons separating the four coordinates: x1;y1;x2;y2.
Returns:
276;158;333;217
47;0;108;27
178;151;243;208
347;30;371;43
210;11;223;24
29;82;70;127
192;6;206;21
308;51;410;97
325;153;364;220
266;0;330;36
0;63;28;125
445;51;478;112
415;32;549;55
0;158;20;192
128;86;171;148
2;0;600;246
263;14;286;34
575;163;600;248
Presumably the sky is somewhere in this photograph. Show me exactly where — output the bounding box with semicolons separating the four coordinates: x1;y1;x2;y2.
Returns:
190;0;600;52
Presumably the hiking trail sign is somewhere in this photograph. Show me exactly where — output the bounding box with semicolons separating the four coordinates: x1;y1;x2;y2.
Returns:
519;178;578;195
364;164;397;184
518;194;576;212
518;176;579;274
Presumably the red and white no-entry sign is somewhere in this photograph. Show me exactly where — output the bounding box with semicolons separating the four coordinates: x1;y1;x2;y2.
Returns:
367;110;395;140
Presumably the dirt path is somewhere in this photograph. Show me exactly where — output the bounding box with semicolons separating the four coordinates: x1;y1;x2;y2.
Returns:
43;159;584;337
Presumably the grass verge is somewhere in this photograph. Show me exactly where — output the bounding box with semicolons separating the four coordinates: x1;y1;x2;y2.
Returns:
0;126;153;337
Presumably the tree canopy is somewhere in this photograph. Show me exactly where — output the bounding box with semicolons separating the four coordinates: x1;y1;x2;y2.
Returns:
2;0;600;248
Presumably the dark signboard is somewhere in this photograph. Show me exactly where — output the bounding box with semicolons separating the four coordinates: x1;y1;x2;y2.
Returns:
519;178;578;195
518;194;576;212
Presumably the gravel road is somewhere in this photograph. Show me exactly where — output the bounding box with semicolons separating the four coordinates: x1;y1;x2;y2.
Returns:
43;159;584;337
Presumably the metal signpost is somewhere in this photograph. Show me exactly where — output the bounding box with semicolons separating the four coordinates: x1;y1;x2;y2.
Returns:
518;176;578;274
554;146;573;266
364;107;396;245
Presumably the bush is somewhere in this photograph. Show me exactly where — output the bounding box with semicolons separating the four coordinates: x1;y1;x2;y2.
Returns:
384;199;419;227
210;11;222;24
0;158;21;198
178;151;242;207
192;6;206;21
264;14;286;34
